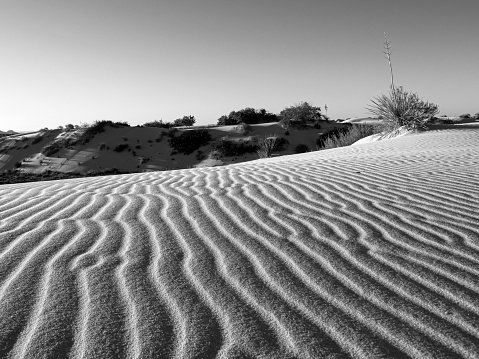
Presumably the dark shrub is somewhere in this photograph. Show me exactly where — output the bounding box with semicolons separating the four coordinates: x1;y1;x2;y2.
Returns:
284;130;290;136
459;113;471;119
113;143;129;152
143;120;173;128
217;108;278;125
213;137;257;157
273;137;289;151
168;129;212;155
294;144;310;154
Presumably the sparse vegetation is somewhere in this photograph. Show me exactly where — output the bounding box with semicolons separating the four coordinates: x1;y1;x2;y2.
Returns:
256;134;278;158
317;125;375;150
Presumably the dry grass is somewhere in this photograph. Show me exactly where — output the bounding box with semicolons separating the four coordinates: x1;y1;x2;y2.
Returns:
318;125;376;150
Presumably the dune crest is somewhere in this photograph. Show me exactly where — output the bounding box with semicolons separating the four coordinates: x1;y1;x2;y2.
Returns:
1;125;478;358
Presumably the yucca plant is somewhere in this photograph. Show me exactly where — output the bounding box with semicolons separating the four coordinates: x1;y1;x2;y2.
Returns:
368;33;439;131
367;86;439;131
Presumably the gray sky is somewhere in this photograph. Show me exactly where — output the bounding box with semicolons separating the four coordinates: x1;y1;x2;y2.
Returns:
1;0;478;131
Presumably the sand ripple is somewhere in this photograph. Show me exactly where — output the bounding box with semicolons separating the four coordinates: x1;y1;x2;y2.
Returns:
1;126;478;358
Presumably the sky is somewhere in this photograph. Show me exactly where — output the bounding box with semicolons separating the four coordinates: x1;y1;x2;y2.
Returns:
1;0;478;131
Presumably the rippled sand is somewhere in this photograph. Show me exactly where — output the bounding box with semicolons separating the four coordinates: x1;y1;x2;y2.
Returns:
0;125;478;358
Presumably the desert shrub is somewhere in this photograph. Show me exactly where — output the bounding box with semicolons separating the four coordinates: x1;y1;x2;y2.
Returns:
279;102;322;129
217;108;277;125
143;120;173;128
367;86;439;131
256;134;279;159
294;144;310;154
98;143;106;150
284;130;290;136
135;145;141;149
173;115;196;127
32;136;43;144
21;136;28;142
318;125;375;150
459;113;471;119
212;137;257;157
474;113;479;120
113;143;129;152
168;129;212;155
22;144;29;149
273;137;289;151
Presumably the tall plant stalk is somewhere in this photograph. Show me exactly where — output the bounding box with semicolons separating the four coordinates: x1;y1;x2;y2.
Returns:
383;32;394;89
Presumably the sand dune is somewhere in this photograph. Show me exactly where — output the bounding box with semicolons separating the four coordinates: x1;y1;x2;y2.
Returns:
0;124;478;358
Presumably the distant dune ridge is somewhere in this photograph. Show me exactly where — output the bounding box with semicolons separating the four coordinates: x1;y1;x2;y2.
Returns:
0;124;479;358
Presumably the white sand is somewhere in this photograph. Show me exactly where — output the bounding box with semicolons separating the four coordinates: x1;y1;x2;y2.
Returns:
0;125;478;358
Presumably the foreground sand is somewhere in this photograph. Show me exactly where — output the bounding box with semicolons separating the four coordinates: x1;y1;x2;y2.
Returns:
0;124;478;358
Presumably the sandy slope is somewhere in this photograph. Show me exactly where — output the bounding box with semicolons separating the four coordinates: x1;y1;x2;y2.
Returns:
0;125;478;358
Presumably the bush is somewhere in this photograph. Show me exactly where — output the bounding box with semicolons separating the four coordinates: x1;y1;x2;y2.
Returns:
474;113;479;120
173;115;196;127
212;137;257;157
143;120;173;128
279;102;322;129
168;129;212;155
367;86;439;131
273;137;289;151
113;143;129;152
294;144;310;154
459;113;471;119
217;108;277;125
